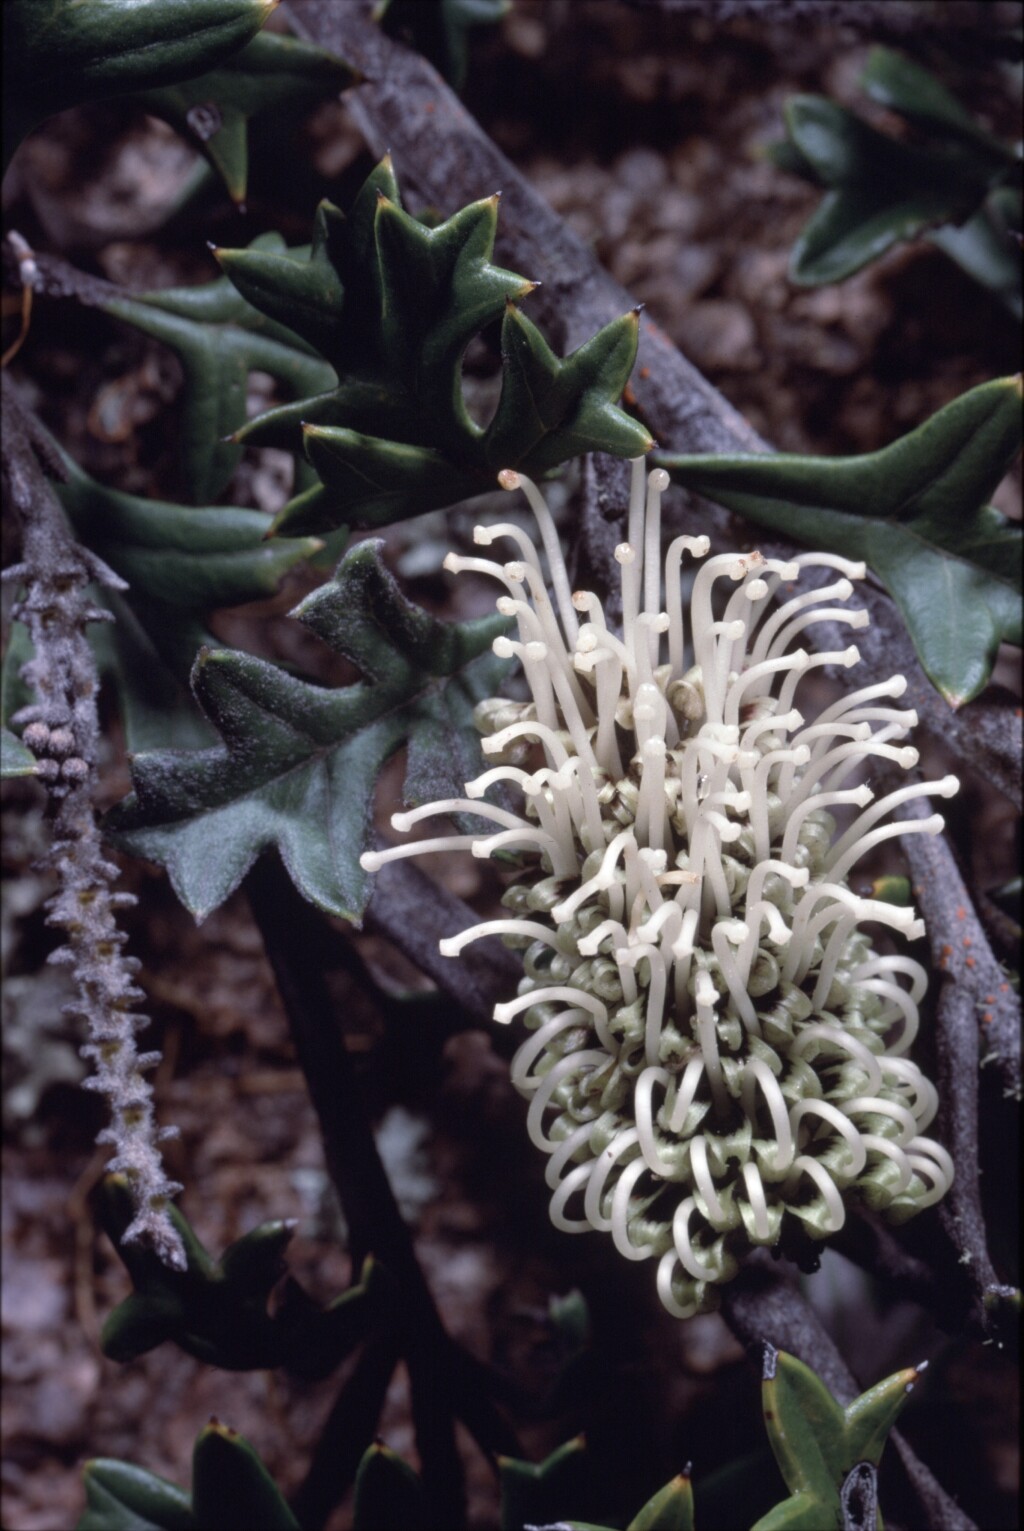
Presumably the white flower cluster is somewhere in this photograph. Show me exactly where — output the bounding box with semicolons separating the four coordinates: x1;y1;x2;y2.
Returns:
362;460;955;1317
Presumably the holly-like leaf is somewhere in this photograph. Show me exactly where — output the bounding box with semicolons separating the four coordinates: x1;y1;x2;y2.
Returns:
657;376;1023;707
769;50;1022;310
779;94;989;286
498;1437;589;1531
95;239;336;503
57;451;320;666
751;1346;924;1531
106;541;510;921
96;1173;387;1376
3;0;275;165
214;157;651;533
280;301;649;535
134;30;357;207
375;0;510;91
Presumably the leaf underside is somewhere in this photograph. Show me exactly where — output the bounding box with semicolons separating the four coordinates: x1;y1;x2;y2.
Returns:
106;541;510;922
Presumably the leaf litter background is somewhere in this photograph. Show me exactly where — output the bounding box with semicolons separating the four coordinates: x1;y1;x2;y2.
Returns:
2;3;1019;1528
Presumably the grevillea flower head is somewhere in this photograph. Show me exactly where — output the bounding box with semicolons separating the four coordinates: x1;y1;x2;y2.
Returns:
362;459;956;1317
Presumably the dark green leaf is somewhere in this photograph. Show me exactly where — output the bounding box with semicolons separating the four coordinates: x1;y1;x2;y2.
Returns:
296;428;484;533
352;1444;429;1531
275;306;650;535
782;95;987;285
77;1459;194;1531
375;0;510;91
861;46;1017;169
57;454;320;633
96;1174;384;1375
77;1426;298;1531
763;136;820;184
842;1362;926;1467
657;376;1023;706
3;0;274;161
135;31;357;205
751;1491;832;1531
771;58;1020;310
488;304;650;473
191;1424;299;1531
106;541;510;921
928;200;1023;321
759;1349;845;1506
498;1436;589;1531
96;243;336;502
627;1472;695;1531
218;173;390;364
49;445;318;749
217;158;650;530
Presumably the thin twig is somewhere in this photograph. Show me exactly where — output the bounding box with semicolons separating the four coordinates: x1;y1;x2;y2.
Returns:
246;852;467;1528
290;1336;400;1531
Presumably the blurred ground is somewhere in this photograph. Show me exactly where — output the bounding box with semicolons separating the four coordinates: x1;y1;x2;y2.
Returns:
2;3;1020;1529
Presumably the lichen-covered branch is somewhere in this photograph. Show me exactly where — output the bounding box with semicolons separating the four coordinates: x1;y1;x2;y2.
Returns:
2;374;184;1268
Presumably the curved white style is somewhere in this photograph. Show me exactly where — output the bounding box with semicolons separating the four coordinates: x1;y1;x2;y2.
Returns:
361;459;955;1318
